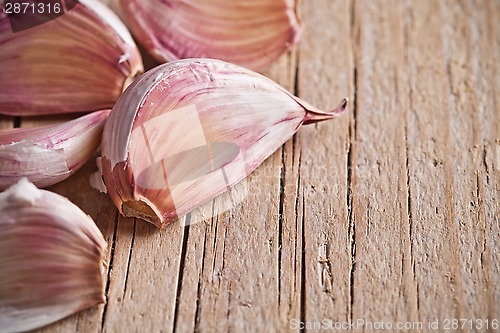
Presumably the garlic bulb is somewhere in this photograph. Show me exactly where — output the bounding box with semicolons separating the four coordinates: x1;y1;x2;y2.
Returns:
0;0;143;116
0;110;110;190
99;59;346;228
0;178;107;333
120;0;302;71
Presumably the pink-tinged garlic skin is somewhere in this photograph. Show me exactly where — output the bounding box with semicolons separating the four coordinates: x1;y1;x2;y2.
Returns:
120;0;302;71
100;59;346;228
0;0;143;116
0;178;107;333
0;110;110;190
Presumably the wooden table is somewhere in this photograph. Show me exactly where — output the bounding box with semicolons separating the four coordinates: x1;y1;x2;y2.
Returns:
3;0;498;332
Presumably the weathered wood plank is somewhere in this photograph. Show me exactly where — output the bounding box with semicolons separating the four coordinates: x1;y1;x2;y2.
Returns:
296;0;353;327
406;0;465;323
348;0;419;328
470;0;500;321
439;0;498;324
102;220;185;333
404;0;495;327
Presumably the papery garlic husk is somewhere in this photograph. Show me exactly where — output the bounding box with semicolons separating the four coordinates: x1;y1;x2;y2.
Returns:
0;178;107;333
0;0;143;116
0;110;110;190
120;0;302;71
99;59;346;228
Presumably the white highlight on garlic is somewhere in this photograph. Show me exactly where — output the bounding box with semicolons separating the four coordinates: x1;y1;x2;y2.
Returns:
0;110;110;190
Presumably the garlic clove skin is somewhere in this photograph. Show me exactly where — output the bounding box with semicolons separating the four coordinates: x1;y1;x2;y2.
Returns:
98;0;127;23
120;0;302;71
0;178;107;333
0;0;143;116
0;110;110;190
99;59;346;228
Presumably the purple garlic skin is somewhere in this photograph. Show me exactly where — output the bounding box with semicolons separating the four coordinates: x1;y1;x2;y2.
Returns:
0;110;110;190
0;178;107;333
100;58;346;228
120;0;302;71
0;0;143;116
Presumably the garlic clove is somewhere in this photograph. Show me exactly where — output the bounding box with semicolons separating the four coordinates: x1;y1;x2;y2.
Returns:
0;109;110;190
0;0;143;116
98;0;127;23
0;178;107;333
99;59;346;228
120;0;302;71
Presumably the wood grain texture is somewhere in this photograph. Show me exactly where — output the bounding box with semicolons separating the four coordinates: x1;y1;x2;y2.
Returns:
350;0;418;326
1;0;497;332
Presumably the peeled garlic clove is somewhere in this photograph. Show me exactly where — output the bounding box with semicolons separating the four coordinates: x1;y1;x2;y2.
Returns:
0;110;110;190
120;0;302;71
0;0;143;116
0;178;106;333
99;59;346;228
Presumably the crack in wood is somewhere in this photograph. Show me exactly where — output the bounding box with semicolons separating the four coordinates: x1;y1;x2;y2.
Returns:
288;4;301;316
277;146;285;307
476;172;487;270
299;195;306;333
123;219;137;295
193;218;209;333
293;145;302;308
226;281;232;333
100;211;119;332
482;146;490;184
405;120;420;318
293;36;301;98
220;226;227;275
172;214;191;333
224;223;232;333
317;242;334;299
347;0;361;320
403;3;421;318
210;214;219;283
346;64;357;322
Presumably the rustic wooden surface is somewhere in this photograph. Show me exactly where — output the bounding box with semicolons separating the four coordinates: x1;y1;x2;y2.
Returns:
2;0;498;332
